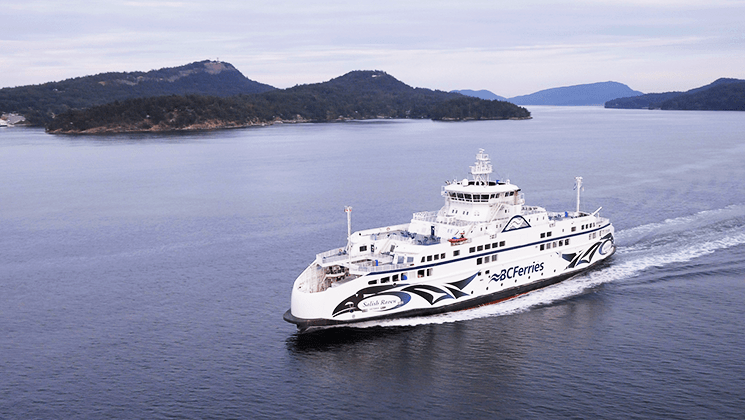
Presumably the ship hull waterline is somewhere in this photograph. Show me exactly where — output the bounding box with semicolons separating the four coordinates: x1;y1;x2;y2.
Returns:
284;248;615;332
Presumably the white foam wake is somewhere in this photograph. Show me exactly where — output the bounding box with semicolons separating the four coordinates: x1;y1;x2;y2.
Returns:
353;205;745;329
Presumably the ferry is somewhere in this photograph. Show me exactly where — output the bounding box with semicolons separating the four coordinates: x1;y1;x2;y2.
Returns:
284;149;615;331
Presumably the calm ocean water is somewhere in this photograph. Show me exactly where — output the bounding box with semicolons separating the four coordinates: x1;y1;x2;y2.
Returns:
1;107;744;419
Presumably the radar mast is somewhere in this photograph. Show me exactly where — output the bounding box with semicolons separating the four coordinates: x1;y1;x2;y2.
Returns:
469;149;492;185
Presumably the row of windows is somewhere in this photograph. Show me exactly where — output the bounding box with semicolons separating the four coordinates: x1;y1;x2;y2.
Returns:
541;238;570;251
447;191;516;202
469;241;505;253
417;242;505;263
367;268;434;285
476;254;499;265
421;253;447;263
540;231;553;238
368;272;406;285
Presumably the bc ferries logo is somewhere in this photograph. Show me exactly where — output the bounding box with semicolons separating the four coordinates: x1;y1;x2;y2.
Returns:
491;262;545;282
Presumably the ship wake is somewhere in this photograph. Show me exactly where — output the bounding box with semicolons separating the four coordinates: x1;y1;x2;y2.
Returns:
352;204;745;329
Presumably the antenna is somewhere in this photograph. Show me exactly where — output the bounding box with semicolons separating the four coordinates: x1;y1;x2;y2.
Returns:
344;206;353;238
574;176;583;215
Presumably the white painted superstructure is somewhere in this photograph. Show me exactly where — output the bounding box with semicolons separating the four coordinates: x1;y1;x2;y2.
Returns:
284;149;615;331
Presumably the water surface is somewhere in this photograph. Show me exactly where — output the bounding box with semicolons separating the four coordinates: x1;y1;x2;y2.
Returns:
1;107;744;419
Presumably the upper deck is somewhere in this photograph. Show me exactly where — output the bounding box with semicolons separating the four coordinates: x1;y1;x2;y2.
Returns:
294;149;613;294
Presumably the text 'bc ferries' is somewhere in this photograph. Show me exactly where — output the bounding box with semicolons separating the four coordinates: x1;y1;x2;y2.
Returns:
284;150;615;331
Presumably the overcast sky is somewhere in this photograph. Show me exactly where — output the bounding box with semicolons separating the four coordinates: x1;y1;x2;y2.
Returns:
2;0;744;97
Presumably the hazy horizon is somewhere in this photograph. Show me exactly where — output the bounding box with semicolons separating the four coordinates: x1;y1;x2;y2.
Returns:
2;1;744;97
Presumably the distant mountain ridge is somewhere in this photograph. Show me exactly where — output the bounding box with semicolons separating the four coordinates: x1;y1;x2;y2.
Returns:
0;60;275;125
452;89;507;101
46;70;531;133
605;78;745;110
508;81;643;106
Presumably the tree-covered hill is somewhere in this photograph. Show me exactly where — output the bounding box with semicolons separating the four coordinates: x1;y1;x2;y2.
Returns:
604;92;683;109
605;78;745;110
0;60;274;125
46;71;530;133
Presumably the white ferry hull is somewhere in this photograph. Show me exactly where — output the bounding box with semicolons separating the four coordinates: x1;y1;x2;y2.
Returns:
285;230;615;331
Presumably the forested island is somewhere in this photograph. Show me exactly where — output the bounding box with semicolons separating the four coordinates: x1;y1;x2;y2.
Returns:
0;61;274;126
46;70;529;133
0;60;529;133
605;78;745;110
